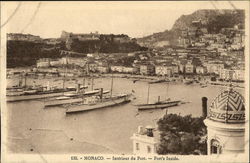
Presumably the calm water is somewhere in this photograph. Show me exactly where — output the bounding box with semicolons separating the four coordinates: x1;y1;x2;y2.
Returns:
6;77;245;154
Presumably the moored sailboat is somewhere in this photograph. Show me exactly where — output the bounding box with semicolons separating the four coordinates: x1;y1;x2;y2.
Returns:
65;73;132;113
135;83;181;110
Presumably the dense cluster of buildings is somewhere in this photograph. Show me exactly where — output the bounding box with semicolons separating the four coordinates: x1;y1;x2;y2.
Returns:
174;20;245;81
8;30;244;81
36;23;246;81
34;45;244;81
178;19;244;50
37;21;244;81
7;20;245;82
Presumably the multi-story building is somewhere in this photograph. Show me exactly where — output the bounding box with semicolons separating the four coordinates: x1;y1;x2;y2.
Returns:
37;58;50;68
61;31;100;41
209;43;224;49
110;66;138;74
179;64;185;73
50;59;62;67
181;29;188;37
231;43;243;50
96;66;109;73
196;66;206;74
155;65;169;76
220;69;244;81
233;34;243;44
172;65;179;74
185;63;194;74
88;62;98;72
206;63;224;75
110;66;124;73
154;56;167;64
155;64;178;76
140;64;155;75
130;126;158;155
123;67;138;74
234;69;245;81
37;68;58;73
178;37;190;47
60;57;87;67
219;69;234;80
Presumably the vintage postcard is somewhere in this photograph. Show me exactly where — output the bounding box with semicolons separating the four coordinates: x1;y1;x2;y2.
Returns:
1;1;249;162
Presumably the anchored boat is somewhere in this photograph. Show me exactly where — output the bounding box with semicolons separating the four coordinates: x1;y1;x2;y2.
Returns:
65;73;131;113
6;84;84;102
136;83;181;111
66;93;131;114
44;88;110;107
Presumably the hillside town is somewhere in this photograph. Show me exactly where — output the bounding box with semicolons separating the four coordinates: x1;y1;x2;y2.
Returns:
7;20;245;83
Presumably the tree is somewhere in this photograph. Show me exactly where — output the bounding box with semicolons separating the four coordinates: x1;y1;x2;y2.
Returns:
157;132;181;154
157;114;207;155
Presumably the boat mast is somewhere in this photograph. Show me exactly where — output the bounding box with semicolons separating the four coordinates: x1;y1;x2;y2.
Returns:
63;56;68;89
63;71;65;89
18;75;22;87
110;73;114;97
166;82;169;100
147;84;150;104
86;62;89;76
83;78;85;86
24;73;27;88
91;77;94;91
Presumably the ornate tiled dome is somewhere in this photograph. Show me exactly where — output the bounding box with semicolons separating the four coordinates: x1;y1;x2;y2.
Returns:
208;87;245;123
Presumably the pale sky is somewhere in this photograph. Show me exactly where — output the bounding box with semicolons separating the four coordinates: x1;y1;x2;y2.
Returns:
1;1;248;38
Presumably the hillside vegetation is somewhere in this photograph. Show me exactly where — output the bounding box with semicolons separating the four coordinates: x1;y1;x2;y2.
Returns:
7;40;63;68
7;38;146;68
69;39;146;54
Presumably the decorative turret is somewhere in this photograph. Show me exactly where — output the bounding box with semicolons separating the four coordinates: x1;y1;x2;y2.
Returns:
208;86;245;123
204;85;246;155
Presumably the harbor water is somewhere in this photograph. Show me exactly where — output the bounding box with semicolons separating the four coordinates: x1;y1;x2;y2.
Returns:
6;77;245;154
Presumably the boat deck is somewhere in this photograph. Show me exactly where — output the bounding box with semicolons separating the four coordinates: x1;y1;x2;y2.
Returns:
66;98;130;114
44;98;84;107
7;91;75;102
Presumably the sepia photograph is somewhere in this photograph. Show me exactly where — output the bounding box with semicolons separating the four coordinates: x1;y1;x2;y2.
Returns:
1;1;249;162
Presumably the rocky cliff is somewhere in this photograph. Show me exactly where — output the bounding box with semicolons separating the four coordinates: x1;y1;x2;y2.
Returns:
137;9;245;48
172;9;244;32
